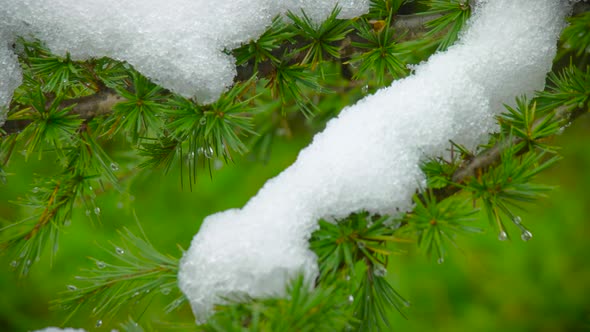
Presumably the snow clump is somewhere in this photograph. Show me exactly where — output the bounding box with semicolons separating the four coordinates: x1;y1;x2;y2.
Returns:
0;0;370;125
178;0;570;322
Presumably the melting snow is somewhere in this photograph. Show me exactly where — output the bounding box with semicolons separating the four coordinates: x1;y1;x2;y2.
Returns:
0;0;370;126
178;0;570;322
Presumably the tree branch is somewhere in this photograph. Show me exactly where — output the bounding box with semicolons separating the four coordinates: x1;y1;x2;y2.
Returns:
432;104;589;201
2;3;589;134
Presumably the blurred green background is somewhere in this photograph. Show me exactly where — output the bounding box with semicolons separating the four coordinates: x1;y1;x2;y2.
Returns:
1;113;589;331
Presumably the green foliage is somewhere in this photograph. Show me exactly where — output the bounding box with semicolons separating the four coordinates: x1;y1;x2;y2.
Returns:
1;3;590;331
266;60;321;117
13;87;82;159
311;212;411;330
537;64;590;113
288;7;353;69
234;16;295;69
203;275;353;332
368;0;407;18
420;0;471;50
53;227;182;324
108;72;166;144
401;193;480;263
351;14;409;85
559;11;590;58
465;146;560;241
499;97;561;152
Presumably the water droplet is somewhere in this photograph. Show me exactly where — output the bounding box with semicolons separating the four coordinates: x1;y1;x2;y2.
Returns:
188;151;195;159
161;287;171;295
373;265;387;277
88;186;93;191
116;202;124;209
96;261;106;269
345;275;351;281
67;284;77;291
357;241;366;249
95;319;103;327
132;291;140;298
116;247;124;255
85;209;91;216
214;159;223;170
275;128;287;136
199;117;207;126
32;187;40;193
403;300;412;307
94;207;101;215
361;84;369;94
201;146;213;159
512;216;522;224
437;257;444;264
10;260;18;268
64;219;71;227
110;162;119;171
348;295;354;303
25;259;31;266
498;231;508;241
521;230;533;242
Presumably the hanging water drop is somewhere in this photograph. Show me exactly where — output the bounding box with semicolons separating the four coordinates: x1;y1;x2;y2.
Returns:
521;230;533;242
96;261;106;269
498;231;508;241
348;295;354;303
67;284;77;291
95;319;103;327
85;209;91;216
345;275;351;282
89;186;93;191
110;162;119;171
64;219;71;227
437;257;444;264
199;117;207;126
361;84;369;94
373;264;387;277
116;247;125;255
357;240;366;249
32;187;40;193
161;287;171;295
512;216;522;224
10;260;18;268
204;146;213;159
214;159;223;170
132;291;140;298
94;207;101;215
25;259;31;266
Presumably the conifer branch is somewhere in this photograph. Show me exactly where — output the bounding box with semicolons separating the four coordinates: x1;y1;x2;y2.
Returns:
450;104;587;186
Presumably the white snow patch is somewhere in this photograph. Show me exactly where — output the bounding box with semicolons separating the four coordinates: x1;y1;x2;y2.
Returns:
178;0;570;322
0;0;369;113
0;32;22;127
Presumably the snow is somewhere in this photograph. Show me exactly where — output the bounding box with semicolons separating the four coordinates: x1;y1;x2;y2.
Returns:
178;0;570;323
0;0;369;125
0;32;22;127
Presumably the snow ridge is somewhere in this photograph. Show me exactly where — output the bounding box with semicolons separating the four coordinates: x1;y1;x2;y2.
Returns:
0;0;370;126
178;0;570;322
